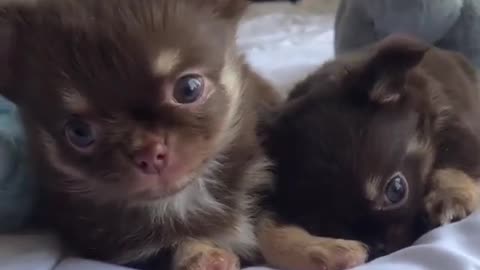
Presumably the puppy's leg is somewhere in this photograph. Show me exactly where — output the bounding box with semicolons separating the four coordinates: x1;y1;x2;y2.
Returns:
257;217;368;270
425;168;480;226
174;240;240;270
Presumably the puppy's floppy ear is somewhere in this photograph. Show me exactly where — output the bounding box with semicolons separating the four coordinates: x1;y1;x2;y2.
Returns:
364;34;430;105
202;0;249;21
370;34;430;76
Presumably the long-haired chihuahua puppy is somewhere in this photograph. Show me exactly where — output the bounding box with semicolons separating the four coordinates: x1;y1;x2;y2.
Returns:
263;34;480;260
0;0;288;269
0;0;379;269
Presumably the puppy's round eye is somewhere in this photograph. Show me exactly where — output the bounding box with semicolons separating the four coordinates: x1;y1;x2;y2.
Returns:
173;74;205;104
384;173;408;205
64;119;96;149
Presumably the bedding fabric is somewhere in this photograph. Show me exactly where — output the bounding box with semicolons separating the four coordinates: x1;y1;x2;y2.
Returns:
2;212;480;270
1;11;480;270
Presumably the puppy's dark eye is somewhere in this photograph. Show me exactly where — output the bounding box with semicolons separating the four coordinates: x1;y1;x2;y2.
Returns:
173;74;205;104
64;119;96;149
384;173;408;205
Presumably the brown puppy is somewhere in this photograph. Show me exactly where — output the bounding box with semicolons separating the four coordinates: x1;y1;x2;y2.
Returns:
0;0;382;269
0;0;286;269
262;35;480;260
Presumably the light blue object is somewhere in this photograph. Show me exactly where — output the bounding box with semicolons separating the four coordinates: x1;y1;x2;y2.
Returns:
335;0;480;68
366;0;463;44
0;95;36;233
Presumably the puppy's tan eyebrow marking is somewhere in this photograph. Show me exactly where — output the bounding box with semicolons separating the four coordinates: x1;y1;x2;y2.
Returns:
406;136;432;156
365;176;383;201
61;88;90;113
406;136;434;180
217;53;245;148
153;49;181;75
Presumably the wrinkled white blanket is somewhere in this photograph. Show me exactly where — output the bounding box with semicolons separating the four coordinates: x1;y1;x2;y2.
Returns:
2;212;480;270
2;11;480;270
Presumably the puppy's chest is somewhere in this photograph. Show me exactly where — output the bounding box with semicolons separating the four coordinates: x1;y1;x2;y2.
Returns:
146;182;258;256
56;180;258;261
122;209;258;268
122;202;257;263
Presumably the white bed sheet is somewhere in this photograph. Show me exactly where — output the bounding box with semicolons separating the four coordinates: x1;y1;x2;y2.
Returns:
2;11;480;270
2;212;480;270
251;211;480;270
238;13;334;95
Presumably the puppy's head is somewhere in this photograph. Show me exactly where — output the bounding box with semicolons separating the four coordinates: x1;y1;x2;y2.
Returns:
267;35;434;258
0;0;248;204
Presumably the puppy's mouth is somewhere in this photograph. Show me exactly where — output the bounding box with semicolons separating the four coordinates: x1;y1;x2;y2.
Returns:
130;178;193;202
127;156;203;202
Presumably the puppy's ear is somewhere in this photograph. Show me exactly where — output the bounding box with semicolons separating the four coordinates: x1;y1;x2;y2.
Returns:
203;0;249;21
365;34;430;105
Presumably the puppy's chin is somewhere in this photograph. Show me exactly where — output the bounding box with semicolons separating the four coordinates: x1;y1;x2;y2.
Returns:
123;154;216;204
127;172;194;203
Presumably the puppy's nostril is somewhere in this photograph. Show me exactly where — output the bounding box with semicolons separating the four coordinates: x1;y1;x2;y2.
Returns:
135;158;163;175
139;161;149;170
132;142;168;175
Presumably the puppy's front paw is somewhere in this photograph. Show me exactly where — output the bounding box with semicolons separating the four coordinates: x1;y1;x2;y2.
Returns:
425;169;480;226
259;222;368;270
175;244;240;270
307;238;368;270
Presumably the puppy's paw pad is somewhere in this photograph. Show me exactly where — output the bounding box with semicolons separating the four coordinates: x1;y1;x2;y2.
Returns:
425;193;477;226
179;249;240;270
426;169;480;226
307;239;368;270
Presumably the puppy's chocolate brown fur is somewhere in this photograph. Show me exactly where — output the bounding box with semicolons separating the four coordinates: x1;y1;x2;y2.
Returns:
263;35;480;260
0;0;285;269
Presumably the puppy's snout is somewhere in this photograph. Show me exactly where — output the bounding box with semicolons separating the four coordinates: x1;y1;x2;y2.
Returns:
133;143;168;175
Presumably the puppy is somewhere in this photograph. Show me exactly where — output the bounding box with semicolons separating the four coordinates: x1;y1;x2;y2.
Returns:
0;0;287;269
263;34;480;260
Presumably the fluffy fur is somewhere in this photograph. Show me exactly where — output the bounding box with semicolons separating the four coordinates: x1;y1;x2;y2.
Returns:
0;0;283;269
263;35;480;261
334;0;480;68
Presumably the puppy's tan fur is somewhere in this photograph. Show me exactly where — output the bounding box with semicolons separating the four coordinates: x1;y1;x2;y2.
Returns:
257;216;368;270
0;1;408;270
425;169;480;225
174;240;240;270
262;34;480;261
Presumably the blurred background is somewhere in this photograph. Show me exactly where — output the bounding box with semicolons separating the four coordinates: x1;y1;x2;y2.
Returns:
239;0;341;95
245;0;339;18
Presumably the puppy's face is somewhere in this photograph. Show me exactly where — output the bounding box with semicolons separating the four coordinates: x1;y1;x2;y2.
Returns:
0;0;248;204
267;35;434;258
